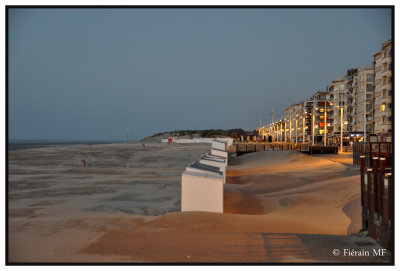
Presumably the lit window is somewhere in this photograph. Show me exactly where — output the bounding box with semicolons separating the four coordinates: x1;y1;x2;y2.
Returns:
382;104;386;111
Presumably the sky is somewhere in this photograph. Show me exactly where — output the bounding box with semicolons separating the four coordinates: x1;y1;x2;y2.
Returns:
8;8;392;141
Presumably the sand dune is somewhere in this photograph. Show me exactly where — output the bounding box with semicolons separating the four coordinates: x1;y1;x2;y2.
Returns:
8;144;376;263
81;150;364;262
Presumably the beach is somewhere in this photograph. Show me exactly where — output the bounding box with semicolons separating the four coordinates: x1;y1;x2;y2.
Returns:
8;142;390;263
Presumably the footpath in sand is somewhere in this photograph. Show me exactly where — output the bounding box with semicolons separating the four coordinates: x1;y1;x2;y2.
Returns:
8;145;391;263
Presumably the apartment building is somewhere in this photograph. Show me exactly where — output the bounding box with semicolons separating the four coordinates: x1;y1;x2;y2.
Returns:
351;67;374;138
373;39;392;141
311;91;333;144
300;99;313;143
285;103;303;143
327;77;346;144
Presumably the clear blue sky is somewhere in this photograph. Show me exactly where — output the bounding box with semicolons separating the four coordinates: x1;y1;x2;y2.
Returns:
8;8;392;140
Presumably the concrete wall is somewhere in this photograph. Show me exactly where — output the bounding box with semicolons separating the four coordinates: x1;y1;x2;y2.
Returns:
181;171;224;213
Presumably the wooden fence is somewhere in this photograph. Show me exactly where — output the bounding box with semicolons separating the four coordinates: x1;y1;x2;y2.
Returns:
353;142;392;168
359;154;393;252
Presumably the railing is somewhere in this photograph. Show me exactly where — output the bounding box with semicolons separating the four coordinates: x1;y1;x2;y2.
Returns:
235;142;302;154
234;142;338;155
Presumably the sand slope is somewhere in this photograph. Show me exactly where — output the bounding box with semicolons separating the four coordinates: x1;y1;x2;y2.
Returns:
81;151;365;262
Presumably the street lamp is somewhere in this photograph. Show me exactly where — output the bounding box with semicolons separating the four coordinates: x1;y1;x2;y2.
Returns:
289;110;292;143
341;106;343;153
324;100;327;146
285;119;287;142
364;87;367;143
312;111;315;146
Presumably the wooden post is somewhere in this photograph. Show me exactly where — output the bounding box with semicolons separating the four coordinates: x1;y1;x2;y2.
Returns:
387;173;392;223
360;156;365;209
360;155;366;171
373;157;379;214
378;157;386;218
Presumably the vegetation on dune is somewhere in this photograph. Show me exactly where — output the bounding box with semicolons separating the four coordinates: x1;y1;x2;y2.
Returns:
147;128;252;140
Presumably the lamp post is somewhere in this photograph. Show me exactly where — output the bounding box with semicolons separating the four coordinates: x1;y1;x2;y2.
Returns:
312;113;315;146
295;119;298;144
285;120;287;142
324;100;327;146
289;111;292;142
273;125;275;142
340;107;343;153
364;86;367;142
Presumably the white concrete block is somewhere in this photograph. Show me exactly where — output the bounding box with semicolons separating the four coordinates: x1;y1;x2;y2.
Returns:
185;161;223;176
204;154;227;165
212;140;227;151
199;158;226;183
181;171;224;213
216;137;233;147
211;148;228;158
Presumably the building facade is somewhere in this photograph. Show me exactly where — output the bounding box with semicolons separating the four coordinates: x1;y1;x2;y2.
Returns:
373;39;392;141
351;66;374;138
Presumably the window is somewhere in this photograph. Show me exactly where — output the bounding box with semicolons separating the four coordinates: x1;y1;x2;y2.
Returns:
366;84;373;92
382;104;386;111
367;74;374;82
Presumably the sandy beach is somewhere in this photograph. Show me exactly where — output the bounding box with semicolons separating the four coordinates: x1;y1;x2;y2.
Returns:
8;143;390;263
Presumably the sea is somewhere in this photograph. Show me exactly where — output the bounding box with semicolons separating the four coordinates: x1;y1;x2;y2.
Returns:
8;139;128;151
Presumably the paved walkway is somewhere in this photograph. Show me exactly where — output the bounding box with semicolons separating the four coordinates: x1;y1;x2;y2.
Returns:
216;231;391;263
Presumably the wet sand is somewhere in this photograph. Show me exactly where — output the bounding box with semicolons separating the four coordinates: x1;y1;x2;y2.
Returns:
8;144;389;263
